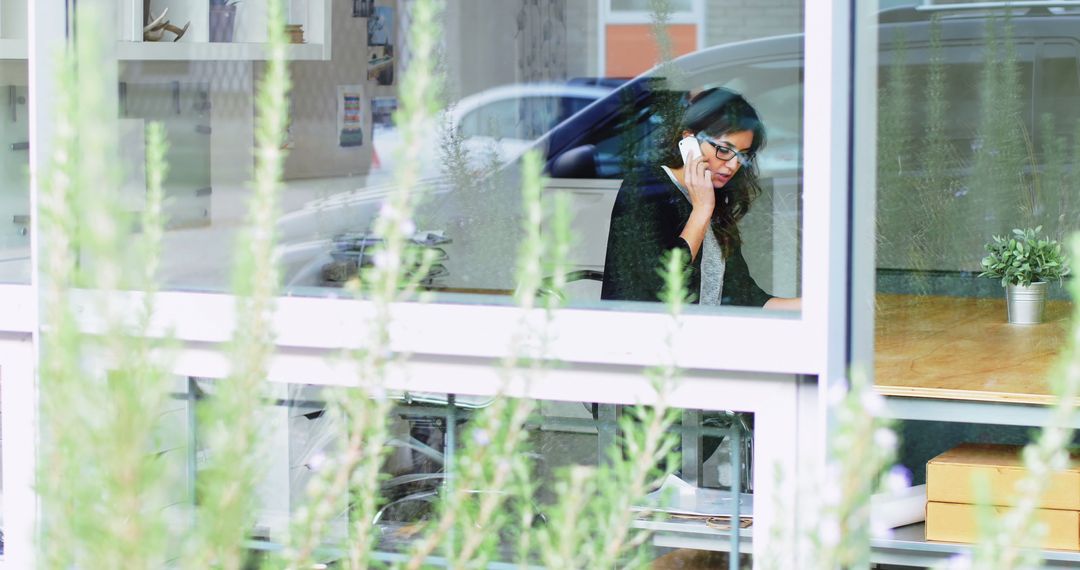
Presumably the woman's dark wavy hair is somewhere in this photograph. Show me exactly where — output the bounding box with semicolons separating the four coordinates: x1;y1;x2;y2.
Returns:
659;87;767;257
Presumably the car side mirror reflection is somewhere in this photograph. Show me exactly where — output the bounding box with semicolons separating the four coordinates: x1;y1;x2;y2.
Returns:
548;144;598;179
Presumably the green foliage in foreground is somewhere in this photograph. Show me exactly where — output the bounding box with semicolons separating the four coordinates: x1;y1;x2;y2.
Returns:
38;3;175;568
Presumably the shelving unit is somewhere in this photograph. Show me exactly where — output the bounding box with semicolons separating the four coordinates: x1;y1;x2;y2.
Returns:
116;40;327;61
1;1;332;62
872;523;1080;568
124;0;331;61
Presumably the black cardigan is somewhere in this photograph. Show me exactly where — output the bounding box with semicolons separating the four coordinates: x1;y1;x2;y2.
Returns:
600;166;771;307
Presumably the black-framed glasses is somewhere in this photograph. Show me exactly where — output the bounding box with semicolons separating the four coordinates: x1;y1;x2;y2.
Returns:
695;132;755;168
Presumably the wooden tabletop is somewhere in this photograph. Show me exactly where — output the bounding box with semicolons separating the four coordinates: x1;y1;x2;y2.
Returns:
874;293;1075;405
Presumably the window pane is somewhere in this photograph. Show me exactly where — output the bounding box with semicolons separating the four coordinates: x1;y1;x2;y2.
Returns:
0;62;29;284
88;0;804;317
220;381;756;565
867;6;1080;488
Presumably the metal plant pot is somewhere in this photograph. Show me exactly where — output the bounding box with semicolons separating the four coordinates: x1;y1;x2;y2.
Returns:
1006;281;1048;325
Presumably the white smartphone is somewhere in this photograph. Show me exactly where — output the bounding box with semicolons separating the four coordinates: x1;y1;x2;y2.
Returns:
678;135;702;166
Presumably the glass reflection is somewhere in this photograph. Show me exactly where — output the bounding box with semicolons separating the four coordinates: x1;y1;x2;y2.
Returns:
0;63;29;284
871;4;1080;486
99;1;805;314
254;382;751;561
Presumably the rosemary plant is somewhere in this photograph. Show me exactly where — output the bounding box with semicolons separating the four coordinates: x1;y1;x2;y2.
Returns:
876;28;911;263
38;3;174;568
531;250;683;570
648;0;688;147
972;13;1029;234
762;375;899;570
1039;113;1070;242
185;0;291;567
275;0;443;567
817;373;899;569
909;15;959;283
399;149;569;569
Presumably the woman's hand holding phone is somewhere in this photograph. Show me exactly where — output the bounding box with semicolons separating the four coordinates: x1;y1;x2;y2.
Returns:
680;137;714;216
677;136;715;261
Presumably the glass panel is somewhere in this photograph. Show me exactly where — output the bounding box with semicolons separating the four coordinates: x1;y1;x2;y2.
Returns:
95;0;804;316
0;62;29;284
121;80;213;230
868;5;1080;482
214;381;756;565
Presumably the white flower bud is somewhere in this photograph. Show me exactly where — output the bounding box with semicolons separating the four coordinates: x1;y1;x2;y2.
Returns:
1050;450;1068;471
827;378;849;406
820;479;842;507
819;516;841;547
861;390;886;416
305;452;327;472
884;465;911;494
946;552;972;570
870;516;894;539
874;427;898;452
472;429;491;446
373;250;390;269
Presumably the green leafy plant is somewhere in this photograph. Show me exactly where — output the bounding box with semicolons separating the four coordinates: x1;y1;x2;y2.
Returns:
979;226;1070;287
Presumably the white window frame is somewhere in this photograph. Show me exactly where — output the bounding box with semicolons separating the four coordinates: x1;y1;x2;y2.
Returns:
0;0;853;567
603;0;703;23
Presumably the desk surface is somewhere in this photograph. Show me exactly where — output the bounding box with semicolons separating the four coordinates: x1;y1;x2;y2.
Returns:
874;293;1074;405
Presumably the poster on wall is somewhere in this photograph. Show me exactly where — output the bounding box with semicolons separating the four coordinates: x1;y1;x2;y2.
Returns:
367;45;395;86
367;7;395;86
367;6;393;45
353;0;374;17
337;85;364;148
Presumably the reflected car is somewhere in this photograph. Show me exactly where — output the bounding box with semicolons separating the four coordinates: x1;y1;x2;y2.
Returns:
368;83;614;183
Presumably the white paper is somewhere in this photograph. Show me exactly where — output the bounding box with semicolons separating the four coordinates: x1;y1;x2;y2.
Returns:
870;483;926;535
632;474;754;518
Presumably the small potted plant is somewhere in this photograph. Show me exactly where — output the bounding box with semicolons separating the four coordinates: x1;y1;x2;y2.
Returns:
979;226;1070;324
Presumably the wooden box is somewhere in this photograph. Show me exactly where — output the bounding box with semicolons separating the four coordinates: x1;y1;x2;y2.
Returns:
927;443;1080;510
926;501;1080;550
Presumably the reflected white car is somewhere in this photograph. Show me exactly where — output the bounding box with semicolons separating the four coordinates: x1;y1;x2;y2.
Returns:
369;83;613;181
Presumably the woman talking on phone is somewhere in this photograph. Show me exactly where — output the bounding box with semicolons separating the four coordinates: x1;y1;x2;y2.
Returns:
601;87;801;310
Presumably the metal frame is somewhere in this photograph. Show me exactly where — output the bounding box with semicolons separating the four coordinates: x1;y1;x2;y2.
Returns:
884;397;1080;429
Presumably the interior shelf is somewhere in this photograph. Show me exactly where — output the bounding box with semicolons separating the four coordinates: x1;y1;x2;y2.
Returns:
116;40;328;61
872;523;1080;568
0;40;327;62
125;0;328;59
